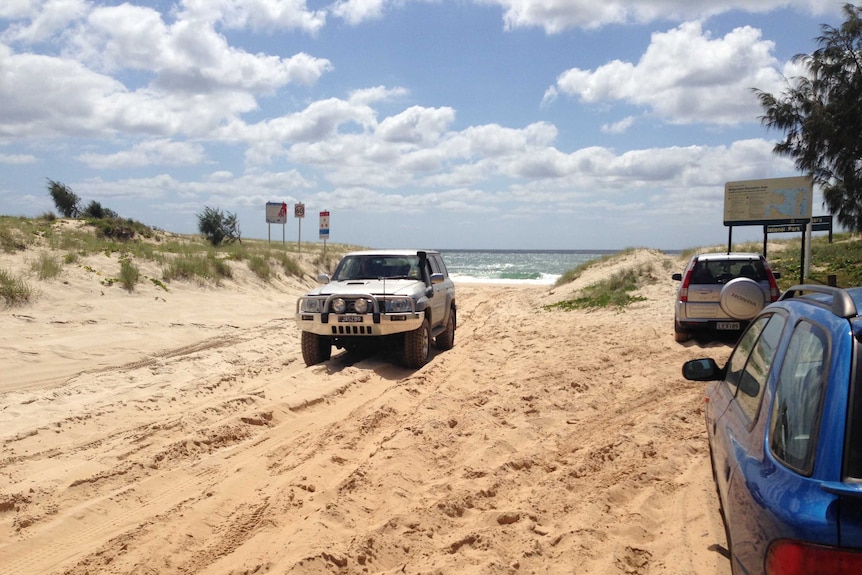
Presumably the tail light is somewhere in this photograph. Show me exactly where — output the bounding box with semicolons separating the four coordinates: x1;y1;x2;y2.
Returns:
679;267;694;302
766;540;862;575
764;262;780;301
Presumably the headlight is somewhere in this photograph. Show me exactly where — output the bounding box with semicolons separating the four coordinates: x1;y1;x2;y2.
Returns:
385;298;413;313
301;298;322;313
354;298;369;314
331;297;346;314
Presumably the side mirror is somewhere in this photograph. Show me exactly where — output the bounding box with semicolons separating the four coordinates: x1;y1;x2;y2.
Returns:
317;273;331;284
682;358;724;381
672;273;682;281
430;272;445;285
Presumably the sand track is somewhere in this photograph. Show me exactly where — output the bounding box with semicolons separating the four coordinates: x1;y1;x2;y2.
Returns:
1;249;734;574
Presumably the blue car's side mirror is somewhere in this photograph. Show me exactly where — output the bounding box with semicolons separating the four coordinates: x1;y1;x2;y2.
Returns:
682;358;724;381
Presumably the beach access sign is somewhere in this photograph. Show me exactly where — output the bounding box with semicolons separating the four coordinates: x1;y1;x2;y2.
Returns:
724;176;813;226
265;202;288;224
319;211;330;240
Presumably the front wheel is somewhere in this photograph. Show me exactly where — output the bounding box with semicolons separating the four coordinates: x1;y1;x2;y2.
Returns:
403;318;431;368
435;308;456;350
301;331;332;366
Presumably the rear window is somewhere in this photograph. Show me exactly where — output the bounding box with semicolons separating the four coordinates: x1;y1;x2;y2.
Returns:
690;258;767;284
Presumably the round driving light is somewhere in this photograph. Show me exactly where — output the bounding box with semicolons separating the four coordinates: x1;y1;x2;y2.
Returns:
332;298;346;313
354;298;369;313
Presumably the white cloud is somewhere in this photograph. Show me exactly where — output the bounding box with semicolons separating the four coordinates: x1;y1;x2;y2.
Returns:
549;21;785;125
0;2;333;140
376;106;455;144
330;0;388;25
77;139;208;169
484;0;838;33
601;116;635;134
0;152;37;164
178;0;327;33
71;4;332;93
1;0;88;43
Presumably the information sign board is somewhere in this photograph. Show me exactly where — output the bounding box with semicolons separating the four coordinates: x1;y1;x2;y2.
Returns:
265;202;287;224
724;176;813;226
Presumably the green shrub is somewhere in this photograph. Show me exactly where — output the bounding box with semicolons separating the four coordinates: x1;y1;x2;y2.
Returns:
197;206;241;246
210;253;232;280
0;268;32;305
32;251;62;280
0;221;28;253
546;264;652;311
119;259;140;292
47;179;80;218
248;255;272;281
280;254;304;278
162;252;232;284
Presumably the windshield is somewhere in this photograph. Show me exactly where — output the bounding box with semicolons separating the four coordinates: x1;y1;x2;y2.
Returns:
333;255;421;281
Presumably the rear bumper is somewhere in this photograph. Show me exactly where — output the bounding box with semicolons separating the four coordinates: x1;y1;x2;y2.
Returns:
675;317;749;333
675;301;748;332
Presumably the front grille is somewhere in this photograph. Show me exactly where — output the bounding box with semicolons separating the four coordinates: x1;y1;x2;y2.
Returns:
331;325;374;335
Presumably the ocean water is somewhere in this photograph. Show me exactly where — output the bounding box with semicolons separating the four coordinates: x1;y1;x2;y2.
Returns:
440;249;618;285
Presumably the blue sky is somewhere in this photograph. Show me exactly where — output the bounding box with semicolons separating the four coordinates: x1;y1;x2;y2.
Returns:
0;0;847;250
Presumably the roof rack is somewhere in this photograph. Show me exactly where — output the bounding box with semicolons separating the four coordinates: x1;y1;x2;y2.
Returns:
779;284;858;319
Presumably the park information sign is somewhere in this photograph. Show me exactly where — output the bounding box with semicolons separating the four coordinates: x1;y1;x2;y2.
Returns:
724;176;813;226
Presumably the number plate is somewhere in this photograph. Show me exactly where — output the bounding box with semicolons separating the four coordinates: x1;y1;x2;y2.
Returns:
338;315;364;323
716;322;740;330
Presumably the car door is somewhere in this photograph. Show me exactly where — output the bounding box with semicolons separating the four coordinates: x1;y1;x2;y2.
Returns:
708;315;771;499
708;313;787;569
427;254;449;327
729;317;837;574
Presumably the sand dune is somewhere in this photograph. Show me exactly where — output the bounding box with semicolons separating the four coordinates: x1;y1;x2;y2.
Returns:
1;242;733;574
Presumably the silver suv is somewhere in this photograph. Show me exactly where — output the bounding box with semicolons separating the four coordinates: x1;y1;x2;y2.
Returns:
295;250;456;368
672;252;781;342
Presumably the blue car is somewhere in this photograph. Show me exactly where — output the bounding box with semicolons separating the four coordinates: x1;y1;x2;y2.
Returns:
683;285;862;574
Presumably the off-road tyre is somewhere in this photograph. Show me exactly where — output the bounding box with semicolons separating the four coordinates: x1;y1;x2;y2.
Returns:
301;331;332;366
434;308;456;350
674;322;691;343
404;318;431;368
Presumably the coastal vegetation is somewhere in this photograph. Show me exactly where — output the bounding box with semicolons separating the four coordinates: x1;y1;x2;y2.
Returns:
754;4;862;233
0;215;349;306
2;214;861;311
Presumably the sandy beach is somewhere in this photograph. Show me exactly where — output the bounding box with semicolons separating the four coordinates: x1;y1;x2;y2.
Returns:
1;242;735;574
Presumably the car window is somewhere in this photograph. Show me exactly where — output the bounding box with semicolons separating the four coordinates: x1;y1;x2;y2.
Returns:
334;256;420;280
770;320;829;475
734;313;786;423
725;315;770;397
431;254;448;276
428;255;442;274
721;313;785;425
846;340;862;480
694;258;767;284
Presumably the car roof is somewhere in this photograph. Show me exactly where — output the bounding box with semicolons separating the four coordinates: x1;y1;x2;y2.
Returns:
779;285;862;321
343;249;438;257
694;252;763;261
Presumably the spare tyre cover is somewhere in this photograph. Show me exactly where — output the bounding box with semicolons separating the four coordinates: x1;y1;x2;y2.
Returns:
719;277;765;320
